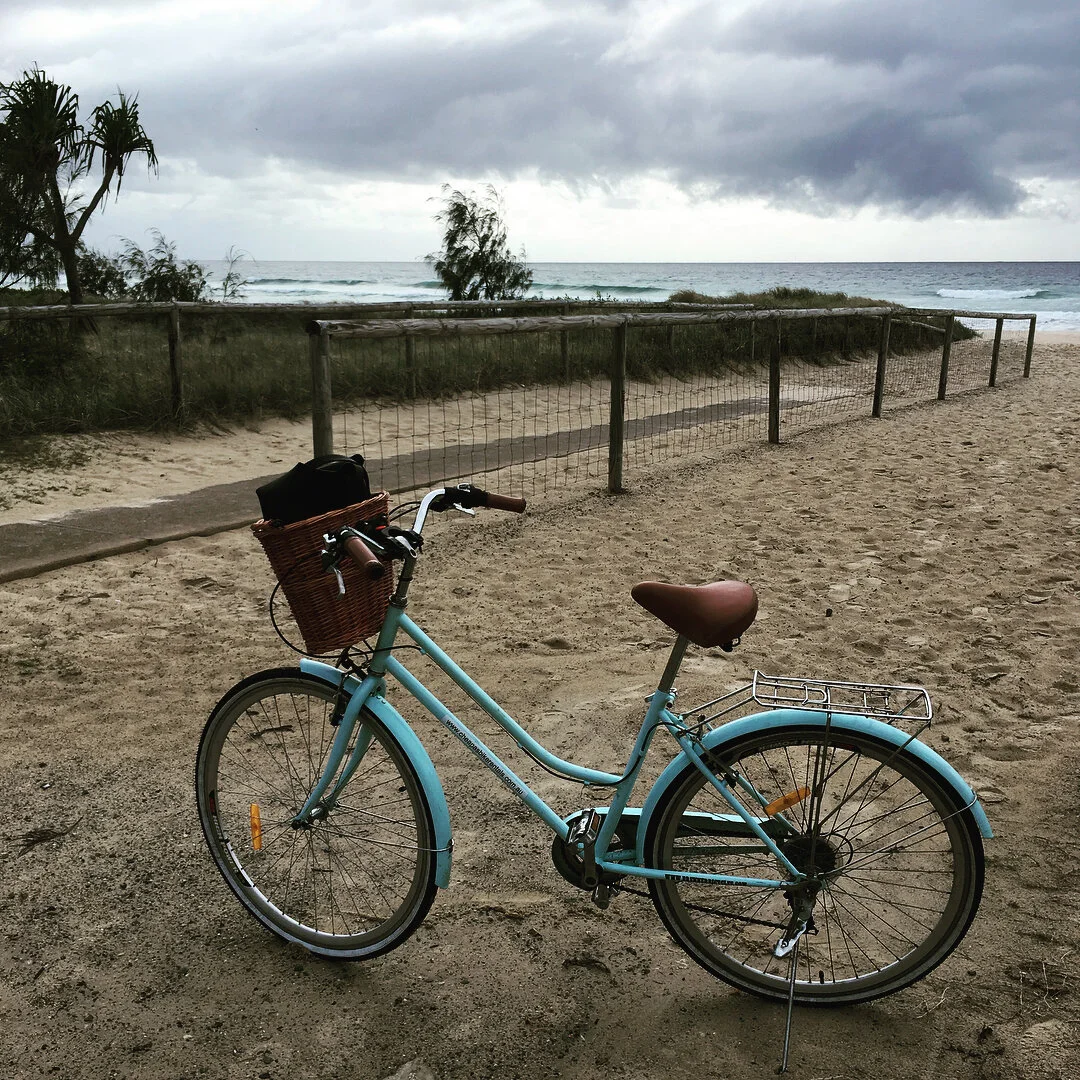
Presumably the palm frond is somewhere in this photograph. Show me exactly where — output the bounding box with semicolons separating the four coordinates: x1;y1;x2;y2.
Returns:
87;91;158;195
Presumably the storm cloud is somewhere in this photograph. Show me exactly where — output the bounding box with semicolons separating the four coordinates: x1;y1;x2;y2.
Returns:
2;0;1077;218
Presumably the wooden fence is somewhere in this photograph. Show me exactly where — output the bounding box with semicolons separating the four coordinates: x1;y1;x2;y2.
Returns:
0;297;749;423
308;307;1037;493
0;299;1037;489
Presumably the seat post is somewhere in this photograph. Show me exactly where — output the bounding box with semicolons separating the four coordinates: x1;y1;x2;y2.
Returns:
658;634;690;693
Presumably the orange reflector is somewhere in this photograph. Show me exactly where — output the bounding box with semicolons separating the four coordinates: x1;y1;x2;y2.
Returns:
764;786;811;816
249;803;263;851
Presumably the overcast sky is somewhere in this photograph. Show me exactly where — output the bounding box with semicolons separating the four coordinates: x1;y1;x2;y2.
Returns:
2;0;1078;262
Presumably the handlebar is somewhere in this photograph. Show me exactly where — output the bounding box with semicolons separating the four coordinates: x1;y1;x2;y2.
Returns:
429;483;527;515
341;531;386;580
483;491;527;513
326;483;525;587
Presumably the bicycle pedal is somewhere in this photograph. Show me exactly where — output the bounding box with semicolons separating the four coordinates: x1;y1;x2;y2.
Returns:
591;883;613;910
566;808;602;845
567;809;602;888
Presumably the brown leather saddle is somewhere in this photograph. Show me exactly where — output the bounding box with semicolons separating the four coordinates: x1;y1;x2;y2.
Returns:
631;580;758;650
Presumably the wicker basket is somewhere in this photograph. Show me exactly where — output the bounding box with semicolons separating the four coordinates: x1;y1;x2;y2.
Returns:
252;491;392;655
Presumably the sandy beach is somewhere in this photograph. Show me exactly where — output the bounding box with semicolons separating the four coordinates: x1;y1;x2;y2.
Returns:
0;337;1078;1079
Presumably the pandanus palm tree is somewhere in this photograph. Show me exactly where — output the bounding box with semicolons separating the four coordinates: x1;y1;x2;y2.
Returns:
0;67;157;304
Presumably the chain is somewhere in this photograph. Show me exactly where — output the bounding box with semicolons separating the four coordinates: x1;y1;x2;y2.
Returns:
612;880;787;930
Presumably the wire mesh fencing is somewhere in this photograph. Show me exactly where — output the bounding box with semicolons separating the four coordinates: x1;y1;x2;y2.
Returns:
948;315;1029;392
0;300;1037;501
311;308;1037;499
331;327;614;495
771;315;882;439
621;321;770;474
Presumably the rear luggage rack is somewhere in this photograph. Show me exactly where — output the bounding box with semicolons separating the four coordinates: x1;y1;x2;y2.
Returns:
680;671;933;732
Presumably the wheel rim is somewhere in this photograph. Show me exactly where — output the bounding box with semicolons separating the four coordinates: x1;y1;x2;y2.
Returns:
198;679;433;953
652;728;980;1002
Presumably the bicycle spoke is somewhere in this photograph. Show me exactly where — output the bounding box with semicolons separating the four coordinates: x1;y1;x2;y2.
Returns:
650;724;981;1004
198;675;437;957
823;887;904;966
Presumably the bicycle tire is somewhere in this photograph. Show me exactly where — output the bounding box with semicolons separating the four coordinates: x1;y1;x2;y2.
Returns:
196;668;438;959
644;723;984;1005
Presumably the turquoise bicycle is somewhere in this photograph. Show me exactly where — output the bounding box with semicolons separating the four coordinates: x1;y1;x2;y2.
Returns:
196;483;990;1016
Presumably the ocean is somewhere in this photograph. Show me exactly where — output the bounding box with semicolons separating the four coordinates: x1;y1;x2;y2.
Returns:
199;261;1080;332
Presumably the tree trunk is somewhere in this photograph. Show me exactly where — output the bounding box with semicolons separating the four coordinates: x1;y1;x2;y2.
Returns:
55;234;96;336
58;239;84;306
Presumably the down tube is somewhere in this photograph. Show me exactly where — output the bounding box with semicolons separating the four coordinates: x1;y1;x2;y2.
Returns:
383;654;573;840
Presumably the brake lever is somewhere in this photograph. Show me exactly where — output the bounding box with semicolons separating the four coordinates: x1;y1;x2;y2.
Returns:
320;535;348;596
451;503;476;517
387;530;421;557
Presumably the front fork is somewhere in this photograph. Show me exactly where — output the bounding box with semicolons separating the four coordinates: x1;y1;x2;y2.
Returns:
291;674;380;826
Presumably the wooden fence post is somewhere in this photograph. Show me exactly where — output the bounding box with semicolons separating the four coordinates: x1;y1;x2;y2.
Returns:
167;303;183;421
872;312;891;418
309;325;334;457
1024;317;1036;377
768;318;781;444
843;316;853;360
667;322;676;361
937;314;954;400
561;303;570;382
608;320;628;493
403;305;417;398
989;318;1004;387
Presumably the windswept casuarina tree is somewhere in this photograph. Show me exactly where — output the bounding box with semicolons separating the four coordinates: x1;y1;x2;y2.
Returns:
120;230;209;302
428;185;532;302
74;244;127;299
0;67;157;304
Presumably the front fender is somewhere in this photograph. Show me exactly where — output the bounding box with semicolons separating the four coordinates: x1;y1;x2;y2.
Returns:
637;709;993;864
301;659;453;888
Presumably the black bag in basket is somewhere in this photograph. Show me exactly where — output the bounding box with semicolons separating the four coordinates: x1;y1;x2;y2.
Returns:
256;454;372;525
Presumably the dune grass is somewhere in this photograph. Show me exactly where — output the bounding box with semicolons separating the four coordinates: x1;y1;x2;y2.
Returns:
0;288;962;441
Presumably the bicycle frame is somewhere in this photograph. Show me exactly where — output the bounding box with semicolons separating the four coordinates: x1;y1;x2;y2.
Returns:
296;596;805;891
196;484;995;1067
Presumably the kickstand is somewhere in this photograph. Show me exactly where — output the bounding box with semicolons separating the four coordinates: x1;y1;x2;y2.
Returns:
779;939;799;1074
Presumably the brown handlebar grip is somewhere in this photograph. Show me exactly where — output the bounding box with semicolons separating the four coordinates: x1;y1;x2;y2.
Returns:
343;534;386;579
484;492;527;513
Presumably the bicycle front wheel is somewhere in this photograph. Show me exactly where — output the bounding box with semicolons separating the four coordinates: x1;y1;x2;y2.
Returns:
645;724;984;1005
196;669;438;959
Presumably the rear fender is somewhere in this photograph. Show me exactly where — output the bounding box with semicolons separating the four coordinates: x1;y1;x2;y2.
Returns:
637;709;993;864
301;659;453;888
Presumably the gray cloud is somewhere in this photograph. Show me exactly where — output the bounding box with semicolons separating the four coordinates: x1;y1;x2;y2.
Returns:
4;0;1077;217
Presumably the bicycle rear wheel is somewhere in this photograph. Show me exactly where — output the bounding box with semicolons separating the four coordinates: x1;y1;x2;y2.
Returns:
645;724;983;1005
196;669;438;959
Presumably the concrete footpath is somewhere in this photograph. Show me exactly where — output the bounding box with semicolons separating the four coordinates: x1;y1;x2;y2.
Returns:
0;473;277;584
0;426;562;583
0;390;787;583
